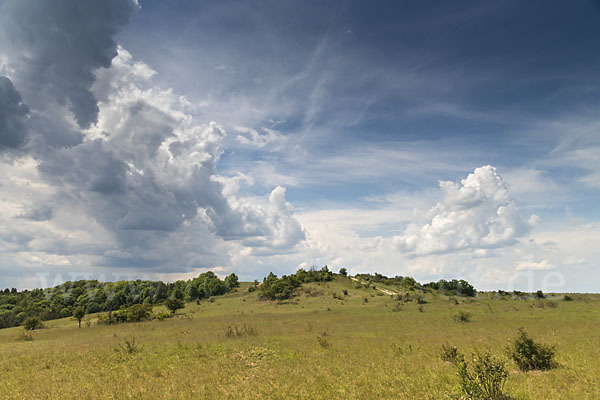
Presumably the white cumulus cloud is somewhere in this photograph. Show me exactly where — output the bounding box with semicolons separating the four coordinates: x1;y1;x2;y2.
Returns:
393;165;532;256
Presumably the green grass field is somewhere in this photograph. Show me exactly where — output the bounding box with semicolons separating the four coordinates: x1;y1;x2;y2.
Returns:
1;277;599;399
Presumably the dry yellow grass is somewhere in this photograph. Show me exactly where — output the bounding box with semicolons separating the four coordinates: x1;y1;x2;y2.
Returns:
0;278;598;399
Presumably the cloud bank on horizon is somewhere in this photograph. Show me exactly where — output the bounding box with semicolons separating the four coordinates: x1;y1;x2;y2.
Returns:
0;0;599;291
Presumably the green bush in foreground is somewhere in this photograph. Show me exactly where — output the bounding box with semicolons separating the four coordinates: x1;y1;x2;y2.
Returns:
456;350;511;400
510;328;556;371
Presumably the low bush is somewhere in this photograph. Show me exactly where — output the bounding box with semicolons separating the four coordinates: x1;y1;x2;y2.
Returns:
456;350;512;400
113;309;128;323
454;311;471;323
126;304;152;322
317;332;330;349
534;300;557;308
440;344;463;365
153;311;173;321
509;328;556;371
116;337;140;355
23;316;43;331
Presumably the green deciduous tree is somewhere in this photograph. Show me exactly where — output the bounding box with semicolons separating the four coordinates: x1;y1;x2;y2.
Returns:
73;306;85;328
165;298;185;315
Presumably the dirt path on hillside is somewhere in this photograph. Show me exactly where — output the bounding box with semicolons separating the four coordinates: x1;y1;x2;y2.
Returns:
350;277;397;296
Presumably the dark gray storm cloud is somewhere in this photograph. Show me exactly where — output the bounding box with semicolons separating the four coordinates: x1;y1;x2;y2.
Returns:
39;139;128;196
0;0;138;130
0;0;306;284
0;76;29;150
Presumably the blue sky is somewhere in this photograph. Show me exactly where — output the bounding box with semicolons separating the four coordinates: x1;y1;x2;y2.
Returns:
0;0;599;291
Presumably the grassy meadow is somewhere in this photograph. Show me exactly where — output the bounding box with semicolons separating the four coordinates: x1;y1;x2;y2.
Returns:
1;277;599;399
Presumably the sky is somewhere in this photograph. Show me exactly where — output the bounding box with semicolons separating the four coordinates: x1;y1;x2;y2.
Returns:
0;0;599;292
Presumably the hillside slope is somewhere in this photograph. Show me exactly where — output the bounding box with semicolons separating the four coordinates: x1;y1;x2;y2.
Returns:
1;277;599;399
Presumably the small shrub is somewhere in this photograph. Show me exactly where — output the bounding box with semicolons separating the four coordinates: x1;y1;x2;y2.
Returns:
416;295;427;304
363;297;368;304
317;332;330;349
418;305;424;313
456;350;511;400
440;344;464;365
535;290;545;299
126;304;153;322
510;328;556;371
153;311;173;321
113;309;128;323
342;289;348;296
116;337;140;355
563;295;573;301
454;311;471;323
23;316;43;331
533;300;557;309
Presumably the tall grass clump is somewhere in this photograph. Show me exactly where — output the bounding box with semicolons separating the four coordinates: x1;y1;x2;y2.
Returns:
115;337;140;356
224;324;258;338
16;329;34;342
